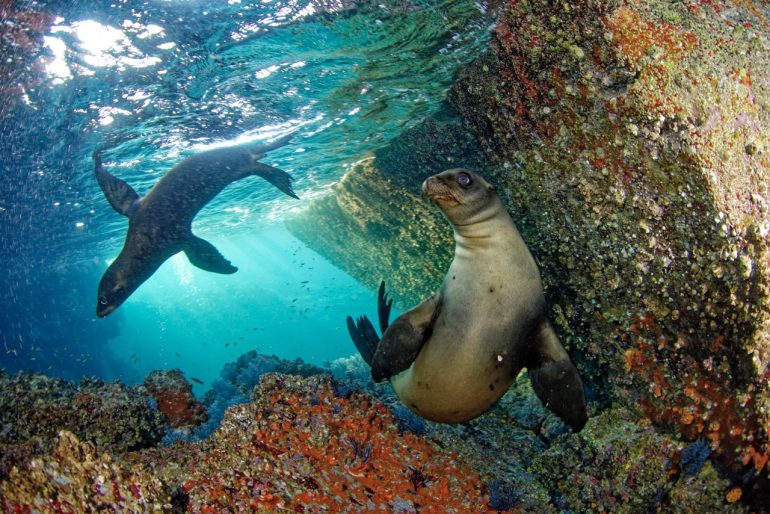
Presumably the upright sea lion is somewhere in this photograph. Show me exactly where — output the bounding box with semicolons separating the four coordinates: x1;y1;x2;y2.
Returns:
347;169;587;431
95;135;298;318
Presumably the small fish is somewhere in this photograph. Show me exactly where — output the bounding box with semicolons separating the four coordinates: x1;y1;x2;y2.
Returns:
300;280;309;284
175;352;181;358
189;377;204;385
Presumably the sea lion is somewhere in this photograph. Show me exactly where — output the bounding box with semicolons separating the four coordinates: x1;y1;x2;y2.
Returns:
94;135;298;318
347;168;587;431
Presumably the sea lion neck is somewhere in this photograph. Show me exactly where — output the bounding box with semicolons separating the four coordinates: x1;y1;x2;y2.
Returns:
450;200;511;245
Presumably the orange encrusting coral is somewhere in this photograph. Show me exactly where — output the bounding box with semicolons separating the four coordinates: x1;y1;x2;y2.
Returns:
181;374;489;512
624;315;769;475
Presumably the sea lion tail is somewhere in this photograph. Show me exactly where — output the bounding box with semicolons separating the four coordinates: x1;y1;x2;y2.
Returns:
346;281;393;366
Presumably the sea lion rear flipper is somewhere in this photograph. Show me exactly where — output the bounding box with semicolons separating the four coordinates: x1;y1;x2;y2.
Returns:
377;281;393;335
251;163;299;199
346;315;379;366
94;151;141;217
346;281;395;366
370;293;441;383
527;319;588;432
260;132;294;153
182;234;238;274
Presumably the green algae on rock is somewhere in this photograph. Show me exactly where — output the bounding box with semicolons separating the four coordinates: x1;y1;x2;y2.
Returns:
530;408;745;513
287;158;454;310
286;110;496;310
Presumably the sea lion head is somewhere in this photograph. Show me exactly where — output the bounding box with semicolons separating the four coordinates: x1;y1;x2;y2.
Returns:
96;244;159;317
96;262;136;318
422;169;499;225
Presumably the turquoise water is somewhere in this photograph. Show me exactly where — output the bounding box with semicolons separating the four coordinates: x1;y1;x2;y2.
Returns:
110;229;382;394
0;0;489;387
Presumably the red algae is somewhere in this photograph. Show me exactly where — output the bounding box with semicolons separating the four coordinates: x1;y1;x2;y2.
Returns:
602;7;699;66
181;373;488;512
624;315;769;475
144;369;207;429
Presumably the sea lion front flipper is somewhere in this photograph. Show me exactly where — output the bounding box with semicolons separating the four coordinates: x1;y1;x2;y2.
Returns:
370;293;441;383
527;320;588;432
94;151;141;217
182;234;238;274
251;162;299;199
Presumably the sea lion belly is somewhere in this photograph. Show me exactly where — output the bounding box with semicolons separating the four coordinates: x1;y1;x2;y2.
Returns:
347;169;588;431
391;238;542;423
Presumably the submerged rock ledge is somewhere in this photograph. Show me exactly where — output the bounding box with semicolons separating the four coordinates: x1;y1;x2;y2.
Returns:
287;0;770;496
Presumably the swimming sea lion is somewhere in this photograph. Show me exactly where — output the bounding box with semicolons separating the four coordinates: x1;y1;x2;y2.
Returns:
95;135;298;318
347;168;587;431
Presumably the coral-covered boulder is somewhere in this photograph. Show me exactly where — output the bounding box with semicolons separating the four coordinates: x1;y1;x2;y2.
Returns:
0;431;171;512
144;369;207;429
0;371;165;478
0;371;750;511
531;409;744;513
178;372;487;511
447;0;770;476
289;0;770;482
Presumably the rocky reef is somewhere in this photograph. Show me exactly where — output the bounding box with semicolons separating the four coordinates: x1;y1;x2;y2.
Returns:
0;371;751;512
287;0;770;501
0;370;166;480
145;370;208;430
447;0;770;479
194;350;327;439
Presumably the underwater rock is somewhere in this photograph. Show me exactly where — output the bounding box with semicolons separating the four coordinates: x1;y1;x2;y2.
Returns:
373;104;494;195
287;154;455;310
289;0;770;486
0;370;165;479
137;373;489;511
530;408;744;513
447;0;770;480
0;430;171;512
0;371;746;511
286;110;492;310
144;369;207;429
194;350;327;439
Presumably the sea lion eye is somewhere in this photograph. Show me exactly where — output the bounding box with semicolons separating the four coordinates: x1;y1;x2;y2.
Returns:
99;295;108;305
456;172;471;187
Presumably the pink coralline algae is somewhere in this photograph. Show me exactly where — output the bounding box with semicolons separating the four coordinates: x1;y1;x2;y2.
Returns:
144;369;208;429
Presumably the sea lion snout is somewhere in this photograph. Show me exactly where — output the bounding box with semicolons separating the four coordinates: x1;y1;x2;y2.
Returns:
422;175;461;206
